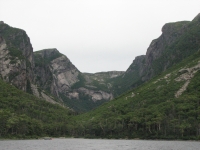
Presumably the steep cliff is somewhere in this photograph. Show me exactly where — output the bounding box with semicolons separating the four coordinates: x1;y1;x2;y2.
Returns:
1;13;200;112
34;49;115;111
0;22;34;92
112;13;200;96
0;22;117;111
110;55;146;95
0;22;61;104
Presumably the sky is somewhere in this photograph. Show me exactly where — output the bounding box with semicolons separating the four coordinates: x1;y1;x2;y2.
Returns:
1;0;200;73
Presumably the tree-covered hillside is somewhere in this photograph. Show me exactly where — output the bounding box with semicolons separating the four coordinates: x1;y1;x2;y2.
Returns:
71;51;200;140
1;50;200;139
0;79;74;138
1;14;200;139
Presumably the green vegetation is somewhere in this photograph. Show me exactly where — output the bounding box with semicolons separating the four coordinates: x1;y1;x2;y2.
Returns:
59;92;107;112
70;51;200;140
0;79;73;139
0;23;28;61
71;74;86;89
34;49;63;67
151;21;200;76
110;19;200;97
1;14;200;140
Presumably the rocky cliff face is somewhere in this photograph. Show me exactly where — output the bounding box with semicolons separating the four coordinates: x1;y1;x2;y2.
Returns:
34;49;115;111
0;22;34;92
1;13;200;112
0;22;59;104
144;21;189;79
0;22;116;111
112;13;200;95
34;48;79;96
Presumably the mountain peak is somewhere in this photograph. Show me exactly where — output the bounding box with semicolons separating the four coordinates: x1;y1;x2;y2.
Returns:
34;48;62;59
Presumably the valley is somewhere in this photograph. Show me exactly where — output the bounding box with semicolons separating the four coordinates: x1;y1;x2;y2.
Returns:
0;13;200;139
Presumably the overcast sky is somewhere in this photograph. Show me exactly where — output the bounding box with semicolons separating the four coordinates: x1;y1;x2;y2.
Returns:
1;0;200;73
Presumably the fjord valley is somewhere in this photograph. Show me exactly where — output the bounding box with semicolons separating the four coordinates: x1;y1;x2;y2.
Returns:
0;13;200;139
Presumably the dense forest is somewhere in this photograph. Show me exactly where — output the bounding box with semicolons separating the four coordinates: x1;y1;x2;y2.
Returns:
71;51;200;140
1;13;200;140
1;50;200;139
0;79;75;138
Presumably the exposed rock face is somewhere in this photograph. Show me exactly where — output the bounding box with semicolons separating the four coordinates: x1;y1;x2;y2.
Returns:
34;49;114;111
0;22;116;111
78;87;113;102
144;21;189;78
0;23;34;92
0;22;59;104
113;14;200;95
174;61;200;98
34;48;80;96
1;13;200;111
51;55;79;91
126;55;145;75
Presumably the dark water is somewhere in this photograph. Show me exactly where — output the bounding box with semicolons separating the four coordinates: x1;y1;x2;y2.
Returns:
0;138;200;150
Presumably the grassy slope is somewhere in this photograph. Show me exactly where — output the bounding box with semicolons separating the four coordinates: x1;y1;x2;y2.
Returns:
72;51;200;139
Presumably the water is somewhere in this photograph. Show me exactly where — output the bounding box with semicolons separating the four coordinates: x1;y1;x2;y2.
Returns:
0;138;200;150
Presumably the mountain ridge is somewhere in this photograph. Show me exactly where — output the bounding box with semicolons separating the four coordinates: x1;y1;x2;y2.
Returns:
110;14;200;96
1;13;200;112
0;13;200;139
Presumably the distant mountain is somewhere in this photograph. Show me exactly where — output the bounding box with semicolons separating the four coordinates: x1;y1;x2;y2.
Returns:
34;48;123;111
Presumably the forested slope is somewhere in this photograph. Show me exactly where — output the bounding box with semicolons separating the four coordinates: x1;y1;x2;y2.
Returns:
72;51;200;140
0;79;74;138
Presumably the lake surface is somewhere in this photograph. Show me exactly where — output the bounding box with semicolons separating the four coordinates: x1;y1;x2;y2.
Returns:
0;138;200;150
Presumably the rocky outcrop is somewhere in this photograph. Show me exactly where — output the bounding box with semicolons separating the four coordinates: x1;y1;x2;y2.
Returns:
112;13;200;96
175;61;200;98
1;13;200;111
34;49;114;111
0;22;34;92
144;21;189;77
77;87;113;102
126;55;145;75
51;55;79;91
0;22;59;105
34;48;80;98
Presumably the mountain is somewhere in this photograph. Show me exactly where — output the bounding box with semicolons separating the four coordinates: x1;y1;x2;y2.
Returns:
33;48;124;111
0;13;200;139
0;22;122;111
0;21;34;92
72;50;200;139
1;13;200;111
0;22;60;105
111;13;200;96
